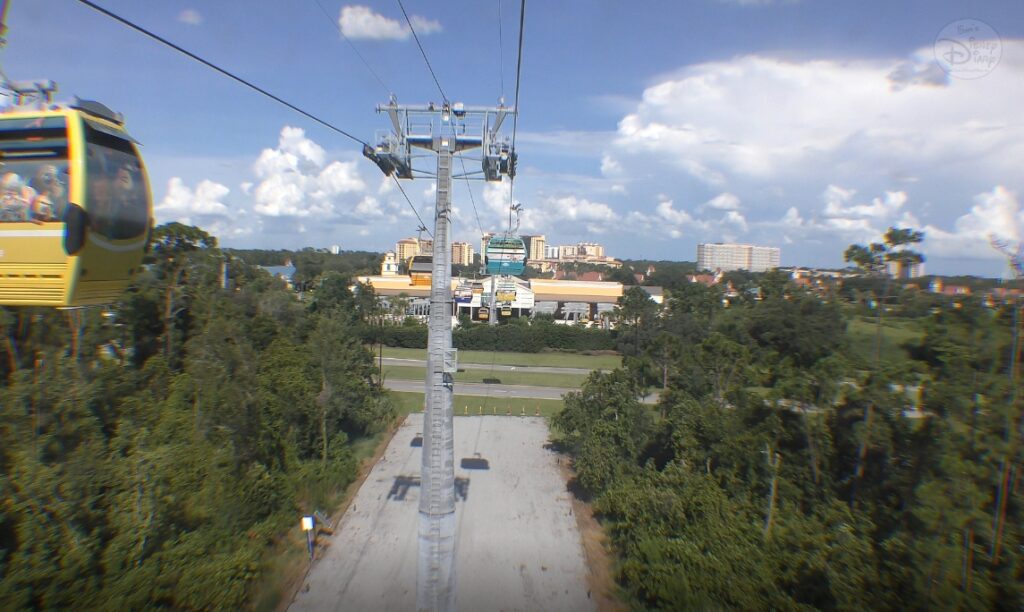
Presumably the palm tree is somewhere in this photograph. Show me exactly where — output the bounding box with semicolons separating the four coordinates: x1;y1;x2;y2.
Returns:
843;226;923;506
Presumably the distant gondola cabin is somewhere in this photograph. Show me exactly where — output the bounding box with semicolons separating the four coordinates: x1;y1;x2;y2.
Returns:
454;282;473;304
408;255;432;286
0;101;153;306
484;235;526;276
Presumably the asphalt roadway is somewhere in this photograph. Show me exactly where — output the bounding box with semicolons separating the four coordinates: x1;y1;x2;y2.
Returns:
289;415;594;612
381;357;600;375
384;378;575;401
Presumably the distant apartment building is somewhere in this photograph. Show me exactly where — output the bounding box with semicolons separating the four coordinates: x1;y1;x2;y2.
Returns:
521;235;546;264
418;238;433;255
380;251;399;276
330;244;341;255
578;242;604;258
535;240;621;269
451;241;474;266
886;259;925;279
396;238;419;262
697;243;780;273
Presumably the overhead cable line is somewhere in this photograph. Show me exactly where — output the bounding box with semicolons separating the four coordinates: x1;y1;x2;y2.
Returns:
497;0;505;100
389;0;492;243
456;152;486;238
390;0;453;233
510;0;526;157
396;0;447;103
311;0;393;96
77;1;434;256
507;0;526;232
74;0;368;147
392;175;432;238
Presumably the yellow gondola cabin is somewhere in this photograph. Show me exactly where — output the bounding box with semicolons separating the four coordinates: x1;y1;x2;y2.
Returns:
0;98;152;307
408;255;432;287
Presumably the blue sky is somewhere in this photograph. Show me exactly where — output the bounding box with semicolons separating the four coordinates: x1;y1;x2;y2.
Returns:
6;0;1024;275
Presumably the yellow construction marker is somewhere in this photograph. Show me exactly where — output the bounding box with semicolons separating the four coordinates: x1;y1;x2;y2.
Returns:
520;406;526;417
464;405;468;415
478;405;482;415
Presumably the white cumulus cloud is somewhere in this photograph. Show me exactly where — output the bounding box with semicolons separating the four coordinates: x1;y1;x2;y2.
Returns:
156;177;230;224
723;210;748;232
481;182;619;236
609;43;1024;195
705;192;741;210
252;126;366;219
824;188;906;220
626;198;707;240
339;5;441;41
922;186;1023;259
600;155;622;177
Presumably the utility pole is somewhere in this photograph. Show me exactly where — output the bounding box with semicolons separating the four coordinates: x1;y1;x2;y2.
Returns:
489;273;498;327
365;97;514;611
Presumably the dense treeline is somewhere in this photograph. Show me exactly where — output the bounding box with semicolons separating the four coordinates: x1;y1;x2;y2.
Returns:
0;224;393;609
454;318;615;352
365;316;616;353
228;246;383;288
620;259;699;290
555;239;1023;608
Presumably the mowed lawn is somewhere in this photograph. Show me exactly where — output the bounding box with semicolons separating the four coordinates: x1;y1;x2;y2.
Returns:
378;346;621;370
388;391;566;418
846;316;924;363
383;365;589;388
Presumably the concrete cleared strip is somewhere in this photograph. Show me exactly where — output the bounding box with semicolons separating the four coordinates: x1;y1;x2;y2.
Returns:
290;415;594;612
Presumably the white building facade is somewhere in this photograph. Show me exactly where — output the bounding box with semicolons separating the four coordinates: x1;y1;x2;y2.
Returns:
697;243;781;273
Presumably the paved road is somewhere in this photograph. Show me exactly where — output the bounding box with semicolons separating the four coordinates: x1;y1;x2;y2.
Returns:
290;415;594;612
383;378;660;404
384;378;574;400
381;357;599;375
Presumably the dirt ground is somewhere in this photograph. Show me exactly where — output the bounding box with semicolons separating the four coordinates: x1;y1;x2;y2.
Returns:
558;458;627;612
289;415;598;612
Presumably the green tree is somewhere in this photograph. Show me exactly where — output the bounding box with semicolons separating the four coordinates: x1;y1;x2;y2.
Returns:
745;292;845;369
695;333;751;408
553;369;652;496
597;465;786;609
844;226;924;505
615;286;657;358
147;223;218;364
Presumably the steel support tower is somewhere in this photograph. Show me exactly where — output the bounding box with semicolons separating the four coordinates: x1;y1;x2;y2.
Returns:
365;99;514;611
